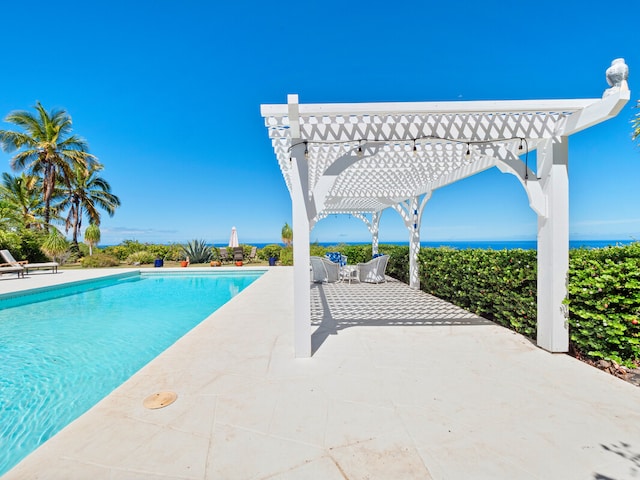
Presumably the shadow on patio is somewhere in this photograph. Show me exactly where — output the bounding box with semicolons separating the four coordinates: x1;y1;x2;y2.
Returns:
311;277;493;354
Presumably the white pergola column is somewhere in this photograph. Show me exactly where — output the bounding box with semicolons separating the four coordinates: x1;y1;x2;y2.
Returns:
353;211;382;256
393;194;430;289
290;141;311;358
287;94;312;358
536;138;569;352
371;211;381;256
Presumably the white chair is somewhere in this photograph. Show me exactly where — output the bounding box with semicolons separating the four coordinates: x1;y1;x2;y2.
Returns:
0;249;58;274
310;256;340;283
357;255;389;283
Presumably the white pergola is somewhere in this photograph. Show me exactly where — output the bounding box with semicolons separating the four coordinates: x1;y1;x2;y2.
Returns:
260;59;630;358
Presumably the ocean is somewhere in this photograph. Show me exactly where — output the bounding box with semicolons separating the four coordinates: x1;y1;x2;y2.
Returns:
251;239;636;251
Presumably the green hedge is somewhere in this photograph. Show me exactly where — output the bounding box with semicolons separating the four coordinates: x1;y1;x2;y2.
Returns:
379;243;640;367
418;247;537;337
567;245;640;366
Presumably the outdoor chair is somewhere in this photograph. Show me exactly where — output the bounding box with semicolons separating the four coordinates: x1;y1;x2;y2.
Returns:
233;247;244;262
0;263;24;279
247;246;257;262
357;254;389;284
219;247;229;263
0;249;58;274
310;256;340;283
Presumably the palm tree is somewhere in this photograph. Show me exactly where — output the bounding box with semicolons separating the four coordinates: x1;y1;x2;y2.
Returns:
58;164;121;248
0;172;45;229
0;102;98;228
84;223;101;256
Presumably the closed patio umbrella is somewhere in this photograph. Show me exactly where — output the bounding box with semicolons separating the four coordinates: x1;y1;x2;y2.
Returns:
229;226;239;248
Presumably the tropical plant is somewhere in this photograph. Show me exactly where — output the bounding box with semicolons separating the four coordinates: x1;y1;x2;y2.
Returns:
279;246;293;265
0;172;45;229
58;164;120;248
181;239;212;263
126;250;156;265
0;102;98;228
84;223;101;256
0;199;22;230
281;222;293;246
40;228;69;263
80;252;120;268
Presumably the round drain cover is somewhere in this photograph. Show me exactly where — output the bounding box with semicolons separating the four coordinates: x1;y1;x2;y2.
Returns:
143;391;178;409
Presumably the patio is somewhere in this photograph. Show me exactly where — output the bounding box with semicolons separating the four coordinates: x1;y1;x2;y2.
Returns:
4;268;640;479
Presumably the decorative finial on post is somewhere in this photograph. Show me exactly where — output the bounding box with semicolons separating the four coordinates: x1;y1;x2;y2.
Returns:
604;58;629;97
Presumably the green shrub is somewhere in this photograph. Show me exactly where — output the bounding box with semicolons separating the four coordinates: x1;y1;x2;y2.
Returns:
280;246;293;265
259;244;282;261
566;244;640;367
0;229;50;263
380;244;410;283
309;242;328;257
419;247;538;338
126;250;156;265
80;252;120;268
146;243;182;261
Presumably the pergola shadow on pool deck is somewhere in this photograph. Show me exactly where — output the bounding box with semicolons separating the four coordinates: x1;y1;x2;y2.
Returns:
5;268;640;479
311;277;493;354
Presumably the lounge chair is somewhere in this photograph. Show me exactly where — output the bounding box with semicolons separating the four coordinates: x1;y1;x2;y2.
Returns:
0;263;24;278
0;249;58;274
219;247;229;263
233;247;244;262
247;246;257;263
357;254;389;283
310;256;340;283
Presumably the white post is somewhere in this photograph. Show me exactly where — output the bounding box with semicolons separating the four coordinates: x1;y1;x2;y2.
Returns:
371;211;381;256
287;94;312;358
392;194;429;290
536;138;569;352
290;142;311;358
408;197;421;289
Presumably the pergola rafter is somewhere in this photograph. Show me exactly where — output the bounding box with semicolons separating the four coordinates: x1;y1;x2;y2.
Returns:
261;59;630;358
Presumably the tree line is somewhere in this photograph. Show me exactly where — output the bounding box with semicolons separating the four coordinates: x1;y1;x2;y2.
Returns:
0;102;120;261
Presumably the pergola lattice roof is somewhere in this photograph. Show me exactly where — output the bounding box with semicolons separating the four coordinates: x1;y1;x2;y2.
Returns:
261;95;624;221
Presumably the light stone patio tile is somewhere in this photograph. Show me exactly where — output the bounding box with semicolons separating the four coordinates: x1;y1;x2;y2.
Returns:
205;423;325;479
117;427;210;479
5;456;112;480
214;384;280;434
313;372;392;408
323;399;402;448
268;455;346;480
198;372;272;396
328;428;434;480
267;383;329;447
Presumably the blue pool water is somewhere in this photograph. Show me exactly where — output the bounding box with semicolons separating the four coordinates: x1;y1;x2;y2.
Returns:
0;270;263;475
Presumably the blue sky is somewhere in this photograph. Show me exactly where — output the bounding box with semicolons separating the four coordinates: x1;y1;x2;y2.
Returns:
1;1;639;246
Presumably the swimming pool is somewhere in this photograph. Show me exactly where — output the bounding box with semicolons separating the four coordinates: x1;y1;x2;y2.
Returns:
0;270;263;475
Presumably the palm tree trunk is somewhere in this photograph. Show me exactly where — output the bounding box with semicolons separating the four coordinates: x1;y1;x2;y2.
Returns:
42;162;56;230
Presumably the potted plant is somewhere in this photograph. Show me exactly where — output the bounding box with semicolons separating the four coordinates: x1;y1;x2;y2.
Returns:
209;247;221;266
260;244;281;267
